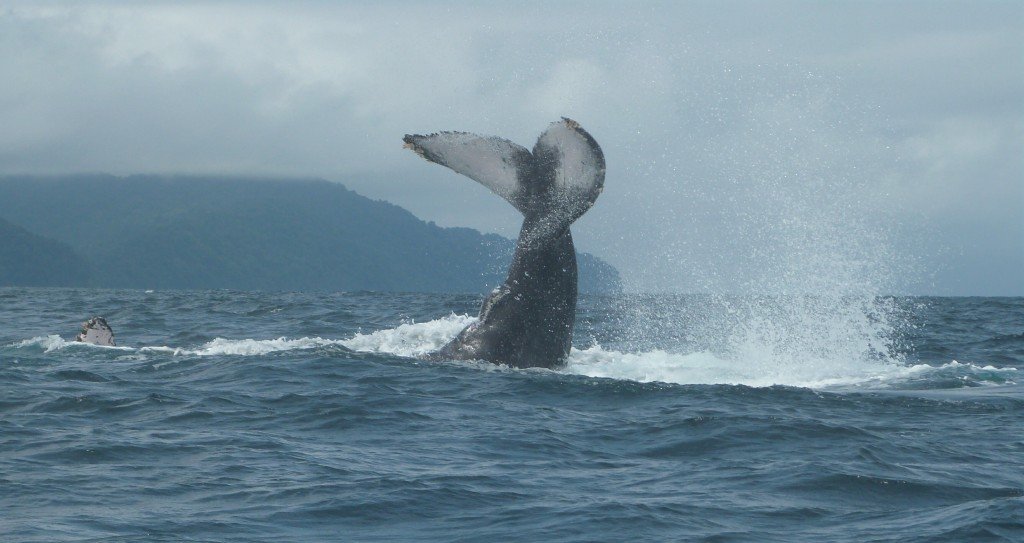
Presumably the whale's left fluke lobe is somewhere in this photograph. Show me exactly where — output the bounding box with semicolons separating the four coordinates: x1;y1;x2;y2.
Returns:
403;132;532;213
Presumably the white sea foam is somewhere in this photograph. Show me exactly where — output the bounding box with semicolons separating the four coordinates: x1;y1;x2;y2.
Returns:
10;334;347;357
14;335;68;352
340;313;477;358
13;335;133;353
185;337;346;356
341;314;1017;389
111;314;474;358
565;345;1016;389
10;314;1015;389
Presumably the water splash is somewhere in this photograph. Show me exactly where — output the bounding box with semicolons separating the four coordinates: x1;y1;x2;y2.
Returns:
340;313;475;358
339;314;1015;389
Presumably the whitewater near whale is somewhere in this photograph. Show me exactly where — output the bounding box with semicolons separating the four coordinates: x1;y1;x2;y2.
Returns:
403;118;605;369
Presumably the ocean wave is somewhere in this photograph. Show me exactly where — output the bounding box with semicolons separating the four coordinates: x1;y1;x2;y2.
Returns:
181;337;348;356
340;313;476;358
13;335;133;353
10;334;340;356
9;315;1017;389
565;347;1017;389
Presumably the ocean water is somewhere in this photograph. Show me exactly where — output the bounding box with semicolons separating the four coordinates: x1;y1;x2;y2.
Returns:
1;287;1021;542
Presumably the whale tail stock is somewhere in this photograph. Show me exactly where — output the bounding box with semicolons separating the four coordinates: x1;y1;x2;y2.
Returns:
402;118;605;242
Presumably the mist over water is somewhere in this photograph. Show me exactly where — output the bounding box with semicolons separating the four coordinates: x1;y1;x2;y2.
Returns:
577;78;916;388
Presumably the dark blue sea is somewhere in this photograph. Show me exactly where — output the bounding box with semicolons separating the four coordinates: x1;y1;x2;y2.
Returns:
1;288;1021;542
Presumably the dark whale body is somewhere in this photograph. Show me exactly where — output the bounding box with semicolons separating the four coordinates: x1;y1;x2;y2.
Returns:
403;118;605;369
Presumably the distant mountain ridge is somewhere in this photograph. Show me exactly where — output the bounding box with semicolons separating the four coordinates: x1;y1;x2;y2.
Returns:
0;217;90;287
0;175;621;293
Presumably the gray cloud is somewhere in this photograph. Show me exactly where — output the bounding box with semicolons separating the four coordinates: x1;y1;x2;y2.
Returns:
1;1;1021;294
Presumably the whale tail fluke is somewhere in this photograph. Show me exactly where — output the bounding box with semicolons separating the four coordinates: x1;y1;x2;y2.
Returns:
404;119;605;369
403;118;605;234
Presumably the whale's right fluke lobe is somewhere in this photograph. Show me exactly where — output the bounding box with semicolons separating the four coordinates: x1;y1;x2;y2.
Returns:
531;118;606;225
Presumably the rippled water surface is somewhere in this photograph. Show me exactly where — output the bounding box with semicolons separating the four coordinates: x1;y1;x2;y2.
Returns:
1;288;1021;542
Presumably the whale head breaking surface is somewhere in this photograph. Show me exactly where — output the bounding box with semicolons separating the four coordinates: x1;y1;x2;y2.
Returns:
403;118;605;369
75;316;116;346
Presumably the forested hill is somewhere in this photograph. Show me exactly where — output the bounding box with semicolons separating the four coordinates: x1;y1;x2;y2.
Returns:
0;175;621;293
0;217;90;287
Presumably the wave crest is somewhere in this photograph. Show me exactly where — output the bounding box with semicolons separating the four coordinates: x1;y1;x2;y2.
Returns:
341;313;476;358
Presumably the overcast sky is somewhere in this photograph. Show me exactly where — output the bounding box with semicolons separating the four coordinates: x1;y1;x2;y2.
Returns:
1;1;1021;294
